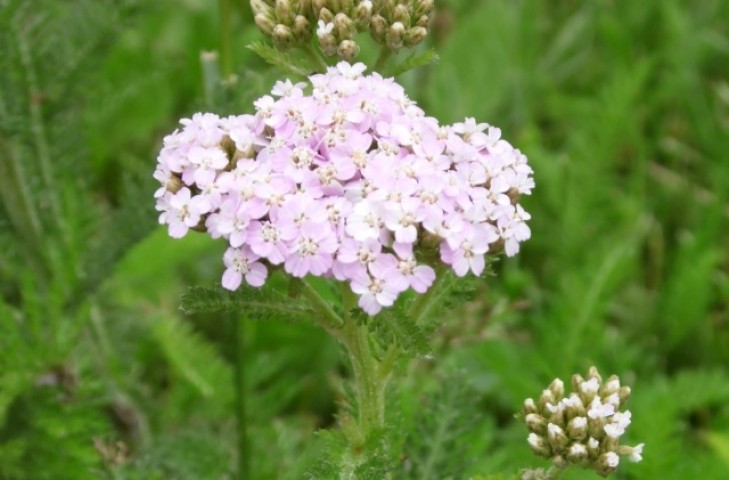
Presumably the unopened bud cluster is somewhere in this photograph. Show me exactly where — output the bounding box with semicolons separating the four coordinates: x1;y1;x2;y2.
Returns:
251;0;315;50
521;367;644;478
369;0;433;51
250;1;434;60
314;0;373;60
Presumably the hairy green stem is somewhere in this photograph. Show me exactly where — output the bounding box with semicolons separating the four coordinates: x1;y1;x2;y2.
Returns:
341;320;387;439
302;281;393;465
233;315;250;479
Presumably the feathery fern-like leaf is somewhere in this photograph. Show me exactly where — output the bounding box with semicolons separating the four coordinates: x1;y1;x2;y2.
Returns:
180;284;318;323
387;49;439;77
247;41;314;78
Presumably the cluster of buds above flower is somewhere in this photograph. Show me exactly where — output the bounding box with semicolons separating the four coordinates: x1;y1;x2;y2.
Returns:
521;367;644;478
251;0;315;50
154;62;533;315
250;1;434;60
314;0;373;60
369;0;433;51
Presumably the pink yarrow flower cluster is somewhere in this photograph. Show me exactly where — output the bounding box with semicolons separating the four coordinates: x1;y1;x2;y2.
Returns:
154;62;534;315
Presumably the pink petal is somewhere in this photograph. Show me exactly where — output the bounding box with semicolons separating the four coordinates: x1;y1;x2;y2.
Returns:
222;269;242;290
245;263;268;287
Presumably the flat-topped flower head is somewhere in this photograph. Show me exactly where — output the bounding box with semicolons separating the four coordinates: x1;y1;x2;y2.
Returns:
153;62;534;313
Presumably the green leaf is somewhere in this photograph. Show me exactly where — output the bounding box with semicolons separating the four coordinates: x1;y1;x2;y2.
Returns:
151;314;232;400
368;308;430;356
400;373;482;480
387;49;439;77
179;284;317;324
246;41;313;78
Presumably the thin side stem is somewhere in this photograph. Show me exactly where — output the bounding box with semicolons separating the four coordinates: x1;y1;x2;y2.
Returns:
233;315;249;479
296;278;344;331
374;47;393;73
300;44;329;73
408;266;451;324
220;0;234;80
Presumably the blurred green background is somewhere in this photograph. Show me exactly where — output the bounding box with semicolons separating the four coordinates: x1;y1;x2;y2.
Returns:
1;0;728;478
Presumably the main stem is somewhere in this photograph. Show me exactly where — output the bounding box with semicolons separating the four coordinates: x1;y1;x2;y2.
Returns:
341;320;387;440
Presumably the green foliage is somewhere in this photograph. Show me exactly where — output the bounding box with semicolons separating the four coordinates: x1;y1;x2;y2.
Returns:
366;306;430;355
180;283;318;324
247;41;317;77
387;49;439;77
400;373;483;480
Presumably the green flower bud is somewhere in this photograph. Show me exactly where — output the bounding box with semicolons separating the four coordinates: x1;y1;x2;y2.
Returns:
586;437;601;459
549;378;565;401
319;7;335;22
275;0;293;23
596;452;619;477
251;0;274;16
601;375;621;396
272;24;295;49
334;12;356;40
552;454;569;468
404;26;427;46
413;0;433;19
337;39;360;60
567;416;588;441
539;388;556;411
562;393;586;419
547;423;569;452
525;413;548;435
354;0;373;29
416;14;430;28
618;386;631;406
523;398;538;416
571;373;585;394
254;13;277;35
312;0;327;13
588;366;603;384
547;407;565;427
527;433;551;458
392;3;410;25
566;442;588;463
320;38;338;56
292;15;311;41
370;14;388;43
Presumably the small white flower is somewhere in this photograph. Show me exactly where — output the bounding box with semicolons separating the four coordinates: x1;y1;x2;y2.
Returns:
569;443;587;456
317;20;334;38
581;378;600;394
588;397;615;419
605;452;620;468
629;443;645;463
